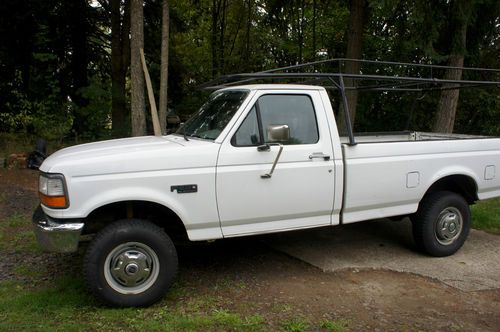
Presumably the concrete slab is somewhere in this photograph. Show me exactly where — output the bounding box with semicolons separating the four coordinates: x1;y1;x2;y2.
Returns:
267;219;500;291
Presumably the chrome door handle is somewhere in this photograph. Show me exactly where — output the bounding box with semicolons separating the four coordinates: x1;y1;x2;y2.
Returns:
309;153;331;161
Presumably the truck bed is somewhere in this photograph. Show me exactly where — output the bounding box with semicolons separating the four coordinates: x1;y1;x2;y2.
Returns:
339;135;500;224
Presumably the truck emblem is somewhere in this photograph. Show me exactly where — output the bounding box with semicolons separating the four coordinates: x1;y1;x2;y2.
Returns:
170;184;198;194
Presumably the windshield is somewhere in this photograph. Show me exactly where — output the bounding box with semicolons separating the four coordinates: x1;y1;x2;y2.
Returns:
176;90;249;140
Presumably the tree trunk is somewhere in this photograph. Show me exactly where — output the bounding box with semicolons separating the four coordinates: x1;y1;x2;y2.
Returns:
122;0;131;82
68;0;89;137
312;0;317;61
219;0;227;73
159;0;170;135
211;0;219;77
130;0;146;136
338;0;366;134
244;0;251;64
433;0;472;133
432;55;465;133
111;0;130;137
297;0;305;63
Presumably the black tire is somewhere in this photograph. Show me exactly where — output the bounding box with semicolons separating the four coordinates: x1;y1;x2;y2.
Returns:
84;219;178;307
411;191;470;257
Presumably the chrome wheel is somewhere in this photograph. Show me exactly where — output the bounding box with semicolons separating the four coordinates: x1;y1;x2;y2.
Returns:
435;207;463;245
104;242;160;294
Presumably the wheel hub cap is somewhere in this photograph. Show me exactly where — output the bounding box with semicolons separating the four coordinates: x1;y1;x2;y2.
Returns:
125;262;139;275
104;242;160;294
110;250;152;286
435;207;463;245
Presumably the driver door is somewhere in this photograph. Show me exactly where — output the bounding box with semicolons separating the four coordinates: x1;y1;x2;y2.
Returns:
216;90;336;237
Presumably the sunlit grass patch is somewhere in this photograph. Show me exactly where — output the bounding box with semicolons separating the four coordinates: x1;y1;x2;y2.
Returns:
471;198;500;235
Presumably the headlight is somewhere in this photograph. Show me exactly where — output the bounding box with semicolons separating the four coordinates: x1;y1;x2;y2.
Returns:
39;173;69;209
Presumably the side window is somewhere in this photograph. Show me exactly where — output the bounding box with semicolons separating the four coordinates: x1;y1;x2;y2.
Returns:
259;95;319;145
232;94;319;146
232;106;261;146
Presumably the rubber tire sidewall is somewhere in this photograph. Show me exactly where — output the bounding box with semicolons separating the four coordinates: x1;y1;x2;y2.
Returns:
84;219;178;307
412;191;470;257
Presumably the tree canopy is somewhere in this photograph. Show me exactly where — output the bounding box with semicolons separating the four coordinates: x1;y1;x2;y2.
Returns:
0;0;498;141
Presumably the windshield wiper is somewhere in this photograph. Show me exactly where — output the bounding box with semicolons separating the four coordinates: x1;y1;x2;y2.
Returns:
183;131;189;141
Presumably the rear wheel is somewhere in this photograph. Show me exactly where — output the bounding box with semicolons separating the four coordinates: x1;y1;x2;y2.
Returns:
84;219;178;307
411;191;470;257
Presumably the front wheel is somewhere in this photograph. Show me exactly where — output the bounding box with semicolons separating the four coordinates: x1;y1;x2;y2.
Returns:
411;191;470;257
84;219;178;307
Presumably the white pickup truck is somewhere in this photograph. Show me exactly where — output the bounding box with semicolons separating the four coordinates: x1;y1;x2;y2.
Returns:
33;84;500;307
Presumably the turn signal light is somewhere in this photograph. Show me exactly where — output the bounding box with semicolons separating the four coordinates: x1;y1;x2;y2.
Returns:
39;193;68;209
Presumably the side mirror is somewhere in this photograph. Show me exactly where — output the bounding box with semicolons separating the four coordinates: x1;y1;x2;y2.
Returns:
267;124;290;143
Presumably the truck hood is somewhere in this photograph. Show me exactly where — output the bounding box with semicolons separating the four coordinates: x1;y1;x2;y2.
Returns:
40;135;220;177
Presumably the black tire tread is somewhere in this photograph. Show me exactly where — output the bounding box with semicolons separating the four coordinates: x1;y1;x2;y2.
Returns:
83;219;178;307
412;191;470;257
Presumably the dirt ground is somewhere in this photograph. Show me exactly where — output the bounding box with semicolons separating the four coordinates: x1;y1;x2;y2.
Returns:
0;168;499;331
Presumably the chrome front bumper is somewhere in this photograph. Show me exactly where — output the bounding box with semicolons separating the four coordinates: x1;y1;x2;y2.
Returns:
32;206;84;253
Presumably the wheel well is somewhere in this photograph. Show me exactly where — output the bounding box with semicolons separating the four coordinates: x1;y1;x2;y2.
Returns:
82;201;189;242
424;175;478;204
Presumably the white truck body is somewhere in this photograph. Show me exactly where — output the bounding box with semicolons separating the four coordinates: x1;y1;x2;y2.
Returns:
38;84;500;241
33;83;500;307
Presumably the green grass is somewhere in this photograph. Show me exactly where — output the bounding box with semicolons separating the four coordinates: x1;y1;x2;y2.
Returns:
280;318;350;332
0;269;351;332
281;318;310;332
471;198;500;235
319;319;351;332
0;278;266;332
0;214;42;253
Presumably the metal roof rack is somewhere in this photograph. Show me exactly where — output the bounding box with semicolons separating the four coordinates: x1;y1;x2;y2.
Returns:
199;59;500;145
